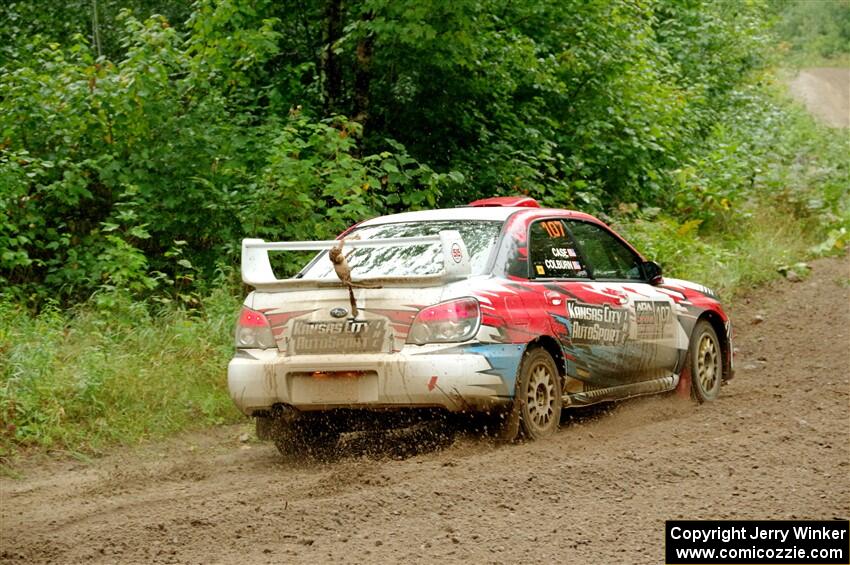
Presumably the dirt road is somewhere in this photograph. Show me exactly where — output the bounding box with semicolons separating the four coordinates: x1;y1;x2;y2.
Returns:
1;255;848;564
789;67;850;127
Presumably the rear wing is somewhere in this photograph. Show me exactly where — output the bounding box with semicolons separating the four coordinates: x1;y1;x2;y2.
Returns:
241;230;471;289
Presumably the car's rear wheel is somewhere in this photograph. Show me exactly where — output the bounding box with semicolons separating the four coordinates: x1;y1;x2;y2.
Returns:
260;415;341;459
689;320;722;403
499;347;562;441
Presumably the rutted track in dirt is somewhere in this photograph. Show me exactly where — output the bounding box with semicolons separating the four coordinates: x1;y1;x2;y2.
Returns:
1;255;848;564
789;67;850;127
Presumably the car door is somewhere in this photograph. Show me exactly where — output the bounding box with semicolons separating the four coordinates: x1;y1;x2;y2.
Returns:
563;220;683;383
523;217;630;391
528;217;628;393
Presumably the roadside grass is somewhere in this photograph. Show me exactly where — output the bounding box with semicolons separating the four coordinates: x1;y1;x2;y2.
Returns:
0;288;243;460
617;204;815;302
777;52;850;69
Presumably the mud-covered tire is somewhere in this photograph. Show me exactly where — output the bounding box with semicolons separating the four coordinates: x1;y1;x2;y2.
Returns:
689;320;722;403
263;417;340;459
515;348;562;440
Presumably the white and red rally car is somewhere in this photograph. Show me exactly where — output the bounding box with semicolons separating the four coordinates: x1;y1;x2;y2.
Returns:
228;197;732;455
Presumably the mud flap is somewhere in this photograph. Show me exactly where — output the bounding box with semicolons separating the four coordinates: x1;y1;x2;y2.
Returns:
675;366;692;399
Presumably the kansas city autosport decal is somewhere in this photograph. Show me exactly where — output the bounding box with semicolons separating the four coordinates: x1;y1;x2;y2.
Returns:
563;300;629;345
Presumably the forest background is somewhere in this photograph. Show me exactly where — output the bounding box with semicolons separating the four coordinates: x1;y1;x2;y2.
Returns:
1;0;847;457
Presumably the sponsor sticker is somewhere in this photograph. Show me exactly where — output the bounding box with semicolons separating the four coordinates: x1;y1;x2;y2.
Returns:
634;300;674;339
290;319;386;354
567;300;628;345
451;242;463;263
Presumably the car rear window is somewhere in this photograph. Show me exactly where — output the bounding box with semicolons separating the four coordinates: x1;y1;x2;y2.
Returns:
299;220;503;279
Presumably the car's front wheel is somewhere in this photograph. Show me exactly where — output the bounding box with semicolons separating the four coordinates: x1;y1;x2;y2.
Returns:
689;320;723;402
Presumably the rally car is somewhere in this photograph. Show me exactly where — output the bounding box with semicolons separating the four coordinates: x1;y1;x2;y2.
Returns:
228;196;732;455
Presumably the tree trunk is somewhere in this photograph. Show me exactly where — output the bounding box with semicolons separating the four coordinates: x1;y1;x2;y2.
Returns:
321;0;343;115
352;13;374;130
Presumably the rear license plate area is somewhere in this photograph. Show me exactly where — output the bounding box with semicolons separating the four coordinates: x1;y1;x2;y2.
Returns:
289;371;379;404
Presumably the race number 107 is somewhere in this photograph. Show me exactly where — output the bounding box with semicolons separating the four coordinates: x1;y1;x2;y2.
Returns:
541;221;566;238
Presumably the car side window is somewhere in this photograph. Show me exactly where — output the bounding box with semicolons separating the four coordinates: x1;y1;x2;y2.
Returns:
566;221;643;280
528;219;589;279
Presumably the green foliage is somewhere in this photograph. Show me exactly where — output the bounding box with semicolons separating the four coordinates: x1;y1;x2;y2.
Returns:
0;289;242;456
0;7;445;304
614;71;848;298
1;15;245;303
353;0;687;206
615;204;813;300
0;1;195;63
244;114;457;274
667;76;849;232
0;0;784;303
770;0;850;64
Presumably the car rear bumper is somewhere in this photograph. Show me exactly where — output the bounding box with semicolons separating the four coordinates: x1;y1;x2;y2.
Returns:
227;343;523;415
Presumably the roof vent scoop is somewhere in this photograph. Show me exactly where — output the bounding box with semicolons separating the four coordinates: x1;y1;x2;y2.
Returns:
467;196;540;208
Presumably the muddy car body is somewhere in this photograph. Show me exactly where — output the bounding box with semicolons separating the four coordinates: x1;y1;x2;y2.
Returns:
228;197;733;452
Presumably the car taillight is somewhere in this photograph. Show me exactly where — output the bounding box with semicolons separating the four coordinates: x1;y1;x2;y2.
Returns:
235;307;275;349
407;298;481;345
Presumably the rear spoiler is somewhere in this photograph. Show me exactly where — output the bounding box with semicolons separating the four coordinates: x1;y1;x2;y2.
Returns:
241;230;471;289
